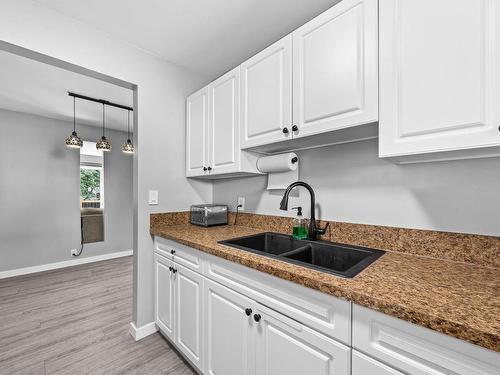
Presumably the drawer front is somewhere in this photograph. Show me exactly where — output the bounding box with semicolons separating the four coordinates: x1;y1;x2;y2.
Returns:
205;253;351;345
352;350;403;375
155;236;202;273
352;304;500;375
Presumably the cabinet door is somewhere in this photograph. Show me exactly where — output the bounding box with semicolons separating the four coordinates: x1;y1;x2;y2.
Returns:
186;87;209;177
154;254;174;340
208;67;240;175
292;0;378;138
379;0;500;160
174;263;204;371
204;279;255;375
240;35;292;148
255;303;350;375
352;351;403;375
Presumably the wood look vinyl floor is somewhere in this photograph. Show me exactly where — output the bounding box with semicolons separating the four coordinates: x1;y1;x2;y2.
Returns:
0;256;196;375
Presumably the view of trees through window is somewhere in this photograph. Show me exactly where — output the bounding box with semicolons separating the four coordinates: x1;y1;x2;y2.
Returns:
80;166;102;208
80;141;104;209
80;168;100;200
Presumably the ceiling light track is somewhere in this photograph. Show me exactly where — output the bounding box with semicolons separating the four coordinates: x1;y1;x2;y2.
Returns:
67;91;133;111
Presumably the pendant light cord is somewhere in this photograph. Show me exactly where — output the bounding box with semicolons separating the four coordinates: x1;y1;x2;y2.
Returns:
127;110;131;140
102;103;105;137
73;97;76;132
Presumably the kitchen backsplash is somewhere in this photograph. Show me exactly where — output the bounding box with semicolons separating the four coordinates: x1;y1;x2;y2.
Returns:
150;211;499;268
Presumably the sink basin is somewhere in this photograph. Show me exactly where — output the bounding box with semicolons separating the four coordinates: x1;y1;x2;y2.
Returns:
219;232;385;278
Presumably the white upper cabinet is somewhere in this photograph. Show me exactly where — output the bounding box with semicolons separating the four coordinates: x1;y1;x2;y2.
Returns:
379;0;500;162
192;0;378;157
292;0;378;139
240;35;293;148
186;68;260;178
186;87;208;177
208;67;240;175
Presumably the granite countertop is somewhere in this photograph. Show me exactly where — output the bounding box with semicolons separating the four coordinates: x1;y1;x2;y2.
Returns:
151;223;500;352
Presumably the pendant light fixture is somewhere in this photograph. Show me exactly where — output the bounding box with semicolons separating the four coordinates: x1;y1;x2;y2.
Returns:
96;103;112;152
65;96;83;148
121;110;134;154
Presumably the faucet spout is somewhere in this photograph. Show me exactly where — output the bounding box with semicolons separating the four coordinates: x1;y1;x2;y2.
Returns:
279;195;288;210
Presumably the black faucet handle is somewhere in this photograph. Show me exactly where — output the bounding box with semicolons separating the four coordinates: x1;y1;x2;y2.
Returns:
314;221;330;236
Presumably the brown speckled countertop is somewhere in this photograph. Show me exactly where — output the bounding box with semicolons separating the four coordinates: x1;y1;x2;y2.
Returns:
151;219;500;352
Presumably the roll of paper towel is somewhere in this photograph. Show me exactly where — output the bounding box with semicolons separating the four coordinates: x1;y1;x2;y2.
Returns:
257;153;299;190
256;153;298;173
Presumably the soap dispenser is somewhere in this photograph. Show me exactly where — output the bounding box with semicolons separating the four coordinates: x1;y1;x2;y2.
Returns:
291;206;308;240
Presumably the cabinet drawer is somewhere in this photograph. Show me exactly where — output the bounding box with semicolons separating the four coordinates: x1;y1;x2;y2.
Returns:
154;236;202;273
205;253;351;345
352;350;402;375
352;304;500;375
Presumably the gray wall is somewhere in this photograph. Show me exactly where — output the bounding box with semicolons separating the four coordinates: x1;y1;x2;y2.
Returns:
1;0;211;326
0;109;133;271
213;140;500;237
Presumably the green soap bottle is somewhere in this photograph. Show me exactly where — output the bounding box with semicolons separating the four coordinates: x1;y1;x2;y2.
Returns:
291;206;308;240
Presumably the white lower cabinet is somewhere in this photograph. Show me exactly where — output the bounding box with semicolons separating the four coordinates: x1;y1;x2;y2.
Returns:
352;351;403;375
154;245;350;375
352;304;500;375
255;303;350;375
174;263;204;371
154;254;204;372
204;279;255;375
203;279;350;375
154;253;175;340
154;240;500;375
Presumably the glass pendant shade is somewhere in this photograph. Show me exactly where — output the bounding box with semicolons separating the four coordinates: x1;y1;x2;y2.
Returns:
96;136;112;151
65;131;83;148
66;97;82;149
122;139;134;154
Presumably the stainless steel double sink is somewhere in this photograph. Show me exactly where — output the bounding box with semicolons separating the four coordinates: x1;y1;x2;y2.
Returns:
219;232;385;278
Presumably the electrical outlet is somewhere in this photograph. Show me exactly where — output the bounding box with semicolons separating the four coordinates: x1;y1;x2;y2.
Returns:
237;197;245;211
71;249;79;256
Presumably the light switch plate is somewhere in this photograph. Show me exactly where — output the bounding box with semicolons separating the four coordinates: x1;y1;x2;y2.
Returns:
148;190;159;205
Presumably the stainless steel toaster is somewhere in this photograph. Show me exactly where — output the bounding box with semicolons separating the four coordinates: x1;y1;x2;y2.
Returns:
190;204;228;227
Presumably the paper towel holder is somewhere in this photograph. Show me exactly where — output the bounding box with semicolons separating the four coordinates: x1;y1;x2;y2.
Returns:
291;156;298;164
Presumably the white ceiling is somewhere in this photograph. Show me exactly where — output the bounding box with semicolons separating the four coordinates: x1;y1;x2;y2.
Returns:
0;50;133;132
33;0;340;79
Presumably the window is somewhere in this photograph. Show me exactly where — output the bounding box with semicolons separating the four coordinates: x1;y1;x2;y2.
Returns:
80;141;104;209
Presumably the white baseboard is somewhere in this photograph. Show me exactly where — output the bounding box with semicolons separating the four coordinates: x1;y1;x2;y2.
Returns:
0;250;133;279
129;321;158;341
